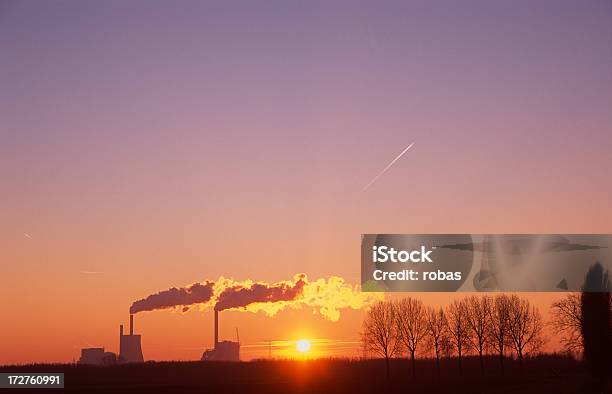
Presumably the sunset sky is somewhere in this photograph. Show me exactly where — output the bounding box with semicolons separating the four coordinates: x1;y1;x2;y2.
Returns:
1;0;612;364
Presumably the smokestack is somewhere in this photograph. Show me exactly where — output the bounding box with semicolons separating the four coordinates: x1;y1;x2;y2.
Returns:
130;314;134;336
214;310;219;348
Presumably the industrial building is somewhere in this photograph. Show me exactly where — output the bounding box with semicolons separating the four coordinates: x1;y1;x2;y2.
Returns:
77;314;144;365
78;348;117;366
201;310;240;361
119;314;145;363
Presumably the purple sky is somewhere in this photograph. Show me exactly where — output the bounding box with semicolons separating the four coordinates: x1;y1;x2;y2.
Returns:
1;0;611;362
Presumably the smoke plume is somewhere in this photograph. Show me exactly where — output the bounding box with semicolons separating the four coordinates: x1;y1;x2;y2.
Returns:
130;281;215;314
214;274;307;311
130;274;381;321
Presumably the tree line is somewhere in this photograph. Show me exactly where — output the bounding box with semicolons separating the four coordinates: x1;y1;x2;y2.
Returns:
362;264;612;386
361;294;544;378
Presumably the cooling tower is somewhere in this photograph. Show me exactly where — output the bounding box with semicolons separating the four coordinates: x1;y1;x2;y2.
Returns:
119;314;144;363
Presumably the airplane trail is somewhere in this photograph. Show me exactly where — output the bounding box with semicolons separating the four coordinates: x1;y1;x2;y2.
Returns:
362;142;414;192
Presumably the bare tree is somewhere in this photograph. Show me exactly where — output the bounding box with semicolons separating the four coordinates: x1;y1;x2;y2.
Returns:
446;298;470;375
465;295;491;375
361;300;400;379
440;333;454;359
487;294;511;375
507;295;544;374
425;306;448;376
395;298;428;378
550;293;582;355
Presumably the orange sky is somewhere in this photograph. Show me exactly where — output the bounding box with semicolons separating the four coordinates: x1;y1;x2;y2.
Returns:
1;167;610;363
1;165;609;363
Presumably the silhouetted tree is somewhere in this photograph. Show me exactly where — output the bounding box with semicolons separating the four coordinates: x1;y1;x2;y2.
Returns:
425;306;448;376
465;295;491;375
395;298;427;378
507;295;544;374
446;299;470;375
550;293;582;355
580;263;611;388
487;294;511;375
361;301;400;379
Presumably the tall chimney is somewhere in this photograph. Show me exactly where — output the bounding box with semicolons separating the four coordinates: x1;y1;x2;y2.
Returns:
119;324;124;359
214;310;219;348
130;314;134;336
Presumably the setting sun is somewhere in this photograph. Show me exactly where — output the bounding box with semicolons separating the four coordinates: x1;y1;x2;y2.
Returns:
296;339;311;353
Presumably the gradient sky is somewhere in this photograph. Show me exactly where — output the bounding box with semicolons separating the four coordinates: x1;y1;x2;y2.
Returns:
1;0;611;364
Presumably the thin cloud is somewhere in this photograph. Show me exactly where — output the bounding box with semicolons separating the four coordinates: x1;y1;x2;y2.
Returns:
80;271;105;275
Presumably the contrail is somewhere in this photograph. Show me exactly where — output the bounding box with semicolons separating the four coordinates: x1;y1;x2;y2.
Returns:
24;233;32;239
80;271;105;275
362;142;414;192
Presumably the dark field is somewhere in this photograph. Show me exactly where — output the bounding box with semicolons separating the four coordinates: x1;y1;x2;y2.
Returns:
0;355;606;393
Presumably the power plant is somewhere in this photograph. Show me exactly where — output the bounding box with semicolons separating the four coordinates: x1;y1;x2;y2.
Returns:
202;310;240;361
78;310;241;364
78;313;144;365
78;348;116;366
119;314;144;363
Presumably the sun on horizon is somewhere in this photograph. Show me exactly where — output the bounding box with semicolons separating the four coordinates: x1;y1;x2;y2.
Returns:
296;339;311;354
